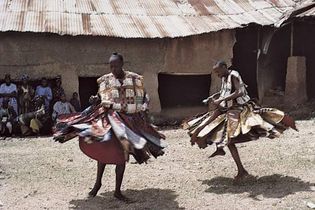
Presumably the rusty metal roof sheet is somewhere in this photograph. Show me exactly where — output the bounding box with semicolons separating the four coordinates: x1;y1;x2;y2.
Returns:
296;2;315;16
0;0;299;38
276;1;315;26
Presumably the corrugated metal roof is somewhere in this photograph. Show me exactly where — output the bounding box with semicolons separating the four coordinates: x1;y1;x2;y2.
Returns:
276;1;315;26
296;2;315;16
0;0;299;38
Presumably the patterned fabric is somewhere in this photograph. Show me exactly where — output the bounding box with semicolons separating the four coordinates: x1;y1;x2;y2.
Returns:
52;86;65;102
54;104;166;164
219;70;250;108
97;71;148;114
184;70;296;149
184;101;297;149
54;71;165;164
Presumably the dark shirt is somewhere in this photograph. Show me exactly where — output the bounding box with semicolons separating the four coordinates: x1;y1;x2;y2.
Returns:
52;86;65;102
70;98;81;112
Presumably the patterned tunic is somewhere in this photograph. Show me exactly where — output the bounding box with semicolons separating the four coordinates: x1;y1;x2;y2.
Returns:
184;70;297;150
97;71;149;114
54;71;166;165
219;70;250;108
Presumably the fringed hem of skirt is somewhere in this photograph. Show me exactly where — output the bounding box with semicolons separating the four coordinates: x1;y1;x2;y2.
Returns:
184;102;297;149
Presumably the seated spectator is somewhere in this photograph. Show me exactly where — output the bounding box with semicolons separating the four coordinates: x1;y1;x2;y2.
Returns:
35;77;52;112
18;74;34;115
52;75;65;105
0;74;18;114
52;94;75;122
18;96;46;136
70;92;81;112
0;98;17;137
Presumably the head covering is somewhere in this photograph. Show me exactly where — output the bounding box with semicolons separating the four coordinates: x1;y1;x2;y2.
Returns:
21;74;29;81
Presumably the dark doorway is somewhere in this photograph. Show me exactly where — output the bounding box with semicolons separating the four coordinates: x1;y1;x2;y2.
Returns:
79;77;98;109
293;20;315;99
267;25;291;93
158;73;211;109
232;25;259;98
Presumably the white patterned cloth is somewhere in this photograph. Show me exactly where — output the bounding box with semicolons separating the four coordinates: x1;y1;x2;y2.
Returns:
219;70;250;108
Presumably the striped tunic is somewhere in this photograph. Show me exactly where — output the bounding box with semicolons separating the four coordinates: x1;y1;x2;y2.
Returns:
219;70;250;108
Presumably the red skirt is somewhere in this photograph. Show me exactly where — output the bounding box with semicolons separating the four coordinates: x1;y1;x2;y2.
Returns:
54;105;166;164
79;136;125;165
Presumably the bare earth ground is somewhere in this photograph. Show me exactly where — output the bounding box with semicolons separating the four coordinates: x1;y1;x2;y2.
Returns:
0;120;314;210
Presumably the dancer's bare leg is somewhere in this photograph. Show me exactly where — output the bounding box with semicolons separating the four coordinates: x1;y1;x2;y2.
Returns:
228;143;248;181
114;163;129;201
209;146;226;158
89;161;106;197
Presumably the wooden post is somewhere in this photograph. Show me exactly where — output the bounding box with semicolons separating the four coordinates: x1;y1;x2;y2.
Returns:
256;26;261;100
290;22;294;56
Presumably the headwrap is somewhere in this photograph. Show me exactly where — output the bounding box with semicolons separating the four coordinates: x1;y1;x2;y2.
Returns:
21;74;29;81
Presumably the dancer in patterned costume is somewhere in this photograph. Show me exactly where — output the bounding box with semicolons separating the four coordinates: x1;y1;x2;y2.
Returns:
54;53;166;200
183;61;297;182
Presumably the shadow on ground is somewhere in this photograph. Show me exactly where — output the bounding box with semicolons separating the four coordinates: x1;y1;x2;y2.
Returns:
201;174;314;200
69;188;183;210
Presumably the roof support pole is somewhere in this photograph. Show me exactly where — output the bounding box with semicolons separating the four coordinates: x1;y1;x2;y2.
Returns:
256;26;261;100
290;22;294;56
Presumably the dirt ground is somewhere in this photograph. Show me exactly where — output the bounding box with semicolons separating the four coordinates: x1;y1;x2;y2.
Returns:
0;120;314;210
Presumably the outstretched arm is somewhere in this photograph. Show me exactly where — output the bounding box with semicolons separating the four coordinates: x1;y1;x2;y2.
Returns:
203;92;220;104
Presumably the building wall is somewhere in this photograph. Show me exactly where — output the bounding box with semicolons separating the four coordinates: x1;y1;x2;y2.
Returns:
0;31;235;117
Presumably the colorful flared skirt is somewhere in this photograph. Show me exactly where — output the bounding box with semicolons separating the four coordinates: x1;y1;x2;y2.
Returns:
183;101;297;149
53;105;166;164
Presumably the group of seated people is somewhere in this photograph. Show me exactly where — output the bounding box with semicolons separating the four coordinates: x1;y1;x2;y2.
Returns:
0;74;82;137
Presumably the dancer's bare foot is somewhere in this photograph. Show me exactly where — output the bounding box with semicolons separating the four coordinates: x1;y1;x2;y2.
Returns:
233;170;249;184
114;191;131;202
209;148;226;158
88;183;102;197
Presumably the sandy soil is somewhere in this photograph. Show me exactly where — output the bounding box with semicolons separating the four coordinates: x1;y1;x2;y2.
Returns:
0;120;314;210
